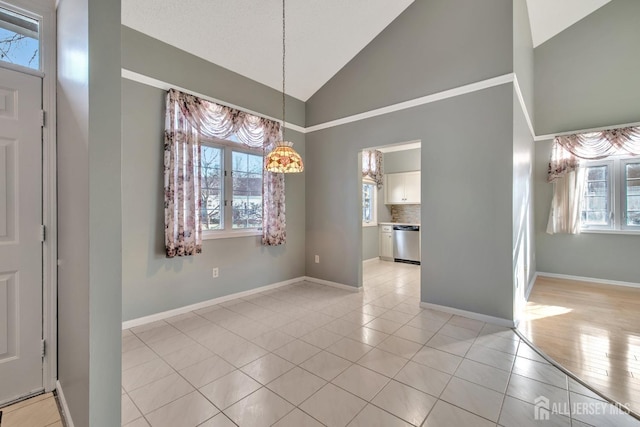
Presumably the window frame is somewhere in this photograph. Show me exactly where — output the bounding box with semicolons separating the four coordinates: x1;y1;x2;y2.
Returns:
621;158;640;231
0;4;42;74
201;137;264;240
580;159;614;231
580;155;640;234
362;179;378;227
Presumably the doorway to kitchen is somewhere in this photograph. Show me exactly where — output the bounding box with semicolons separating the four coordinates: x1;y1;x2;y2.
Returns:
359;141;421;292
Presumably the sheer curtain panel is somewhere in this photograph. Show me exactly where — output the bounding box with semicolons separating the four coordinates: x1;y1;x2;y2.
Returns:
164;90;203;257
362;150;383;188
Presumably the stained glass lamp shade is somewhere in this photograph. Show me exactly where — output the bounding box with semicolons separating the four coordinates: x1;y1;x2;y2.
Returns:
265;141;304;173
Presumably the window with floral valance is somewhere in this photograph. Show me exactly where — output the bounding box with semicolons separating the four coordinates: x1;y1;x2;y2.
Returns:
164;88;287;257
546;126;640;234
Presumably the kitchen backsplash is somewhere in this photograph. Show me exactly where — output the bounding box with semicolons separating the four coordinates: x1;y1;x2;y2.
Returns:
390;204;421;224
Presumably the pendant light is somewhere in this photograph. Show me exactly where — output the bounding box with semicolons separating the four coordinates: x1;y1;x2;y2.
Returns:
265;0;304;173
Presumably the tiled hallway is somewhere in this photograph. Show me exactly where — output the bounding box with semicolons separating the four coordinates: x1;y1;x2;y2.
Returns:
120;260;640;426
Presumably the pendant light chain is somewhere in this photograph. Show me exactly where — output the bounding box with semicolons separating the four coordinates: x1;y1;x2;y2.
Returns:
264;0;303;173
281;0;286;137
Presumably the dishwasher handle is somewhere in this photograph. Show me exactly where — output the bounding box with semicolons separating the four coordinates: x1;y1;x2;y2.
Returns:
392;225;420;232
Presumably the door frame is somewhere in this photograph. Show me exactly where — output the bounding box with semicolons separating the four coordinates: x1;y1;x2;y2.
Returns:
0;0;57;393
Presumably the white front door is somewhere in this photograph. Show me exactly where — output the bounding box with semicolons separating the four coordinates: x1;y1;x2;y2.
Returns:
0;67;43;404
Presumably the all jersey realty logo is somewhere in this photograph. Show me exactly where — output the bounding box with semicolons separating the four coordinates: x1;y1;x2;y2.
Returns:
533;394;632;420
534;396;550;420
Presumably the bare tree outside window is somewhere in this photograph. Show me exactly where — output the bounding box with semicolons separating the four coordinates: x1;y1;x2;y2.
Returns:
0;8;39;70
201;146;223;230
232;151;263;229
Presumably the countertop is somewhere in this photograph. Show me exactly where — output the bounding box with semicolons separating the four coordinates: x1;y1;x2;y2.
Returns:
379;222;421;226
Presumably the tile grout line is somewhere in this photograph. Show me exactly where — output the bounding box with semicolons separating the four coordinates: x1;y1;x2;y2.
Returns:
421;317;497;426
495;338;520;426
123;261;640;426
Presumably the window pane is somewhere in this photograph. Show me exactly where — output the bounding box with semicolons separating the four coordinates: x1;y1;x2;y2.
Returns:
587;167;606;181
581;165;610;227
627;163;640;179
201;146;223;230
363;183;374;223
587;181;607;195
625;163;640;226
232;151;263;229
0;8;39;70
584;195;607;211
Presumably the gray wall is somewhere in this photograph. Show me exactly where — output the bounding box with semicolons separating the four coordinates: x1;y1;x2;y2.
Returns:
534;0;640;135
513;0;534;124
306;0;513;126
362;227;379;261
121;30;306;321
57;0;122;425
306;0;517;320
534;140;640;283
122;27;305;128
306;85;516;320
533;0;640;283
512;93;536;318
512;0;535;317
384;149;421;174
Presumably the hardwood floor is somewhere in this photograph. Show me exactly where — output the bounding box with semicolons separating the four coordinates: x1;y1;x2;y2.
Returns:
519;276;640;413
0;393;62;427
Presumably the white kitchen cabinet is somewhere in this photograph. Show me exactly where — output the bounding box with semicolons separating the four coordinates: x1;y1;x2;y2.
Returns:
379;225;393;260
385;171;420;204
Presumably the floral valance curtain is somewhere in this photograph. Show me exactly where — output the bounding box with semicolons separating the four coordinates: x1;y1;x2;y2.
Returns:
164;89;286;257
546;126;640;235
362;150;383;188
548;126;640;182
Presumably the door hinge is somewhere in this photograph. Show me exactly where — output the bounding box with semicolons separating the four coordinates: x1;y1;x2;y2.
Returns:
40;224;46;242
40;110;45;127
41;339;46;358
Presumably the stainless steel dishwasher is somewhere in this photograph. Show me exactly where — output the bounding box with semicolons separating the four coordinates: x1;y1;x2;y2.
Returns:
393;225;420;264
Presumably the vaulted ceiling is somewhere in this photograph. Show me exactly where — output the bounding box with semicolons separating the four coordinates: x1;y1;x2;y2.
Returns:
526;0;611;47
122;0;413;101
122;0;612;101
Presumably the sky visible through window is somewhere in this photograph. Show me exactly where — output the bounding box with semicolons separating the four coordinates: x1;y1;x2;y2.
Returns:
0;8;39;70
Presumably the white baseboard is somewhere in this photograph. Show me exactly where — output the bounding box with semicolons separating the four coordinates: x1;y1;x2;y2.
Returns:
304;276;363;293
525;272;538;301
362;257;379;264
419;302;515;328
536;272;640;290
122;276;305;330
56;381;74;427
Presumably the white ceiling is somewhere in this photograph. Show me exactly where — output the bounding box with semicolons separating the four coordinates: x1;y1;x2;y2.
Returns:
122;1;611;101
526;0;611;47
122;0;413;101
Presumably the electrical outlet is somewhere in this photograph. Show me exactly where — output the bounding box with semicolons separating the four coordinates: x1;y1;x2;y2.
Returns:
315;255;320;263
212;267;219;278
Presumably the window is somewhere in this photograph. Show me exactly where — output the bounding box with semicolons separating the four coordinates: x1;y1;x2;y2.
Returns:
623;160;640;227
362;181;377;226
200;140;263;237
581;163;612;228
0;7;40;71
580;156;640;232
231;151;263;229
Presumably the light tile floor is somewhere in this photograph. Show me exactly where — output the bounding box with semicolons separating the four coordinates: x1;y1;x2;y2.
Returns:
121;260;640;426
